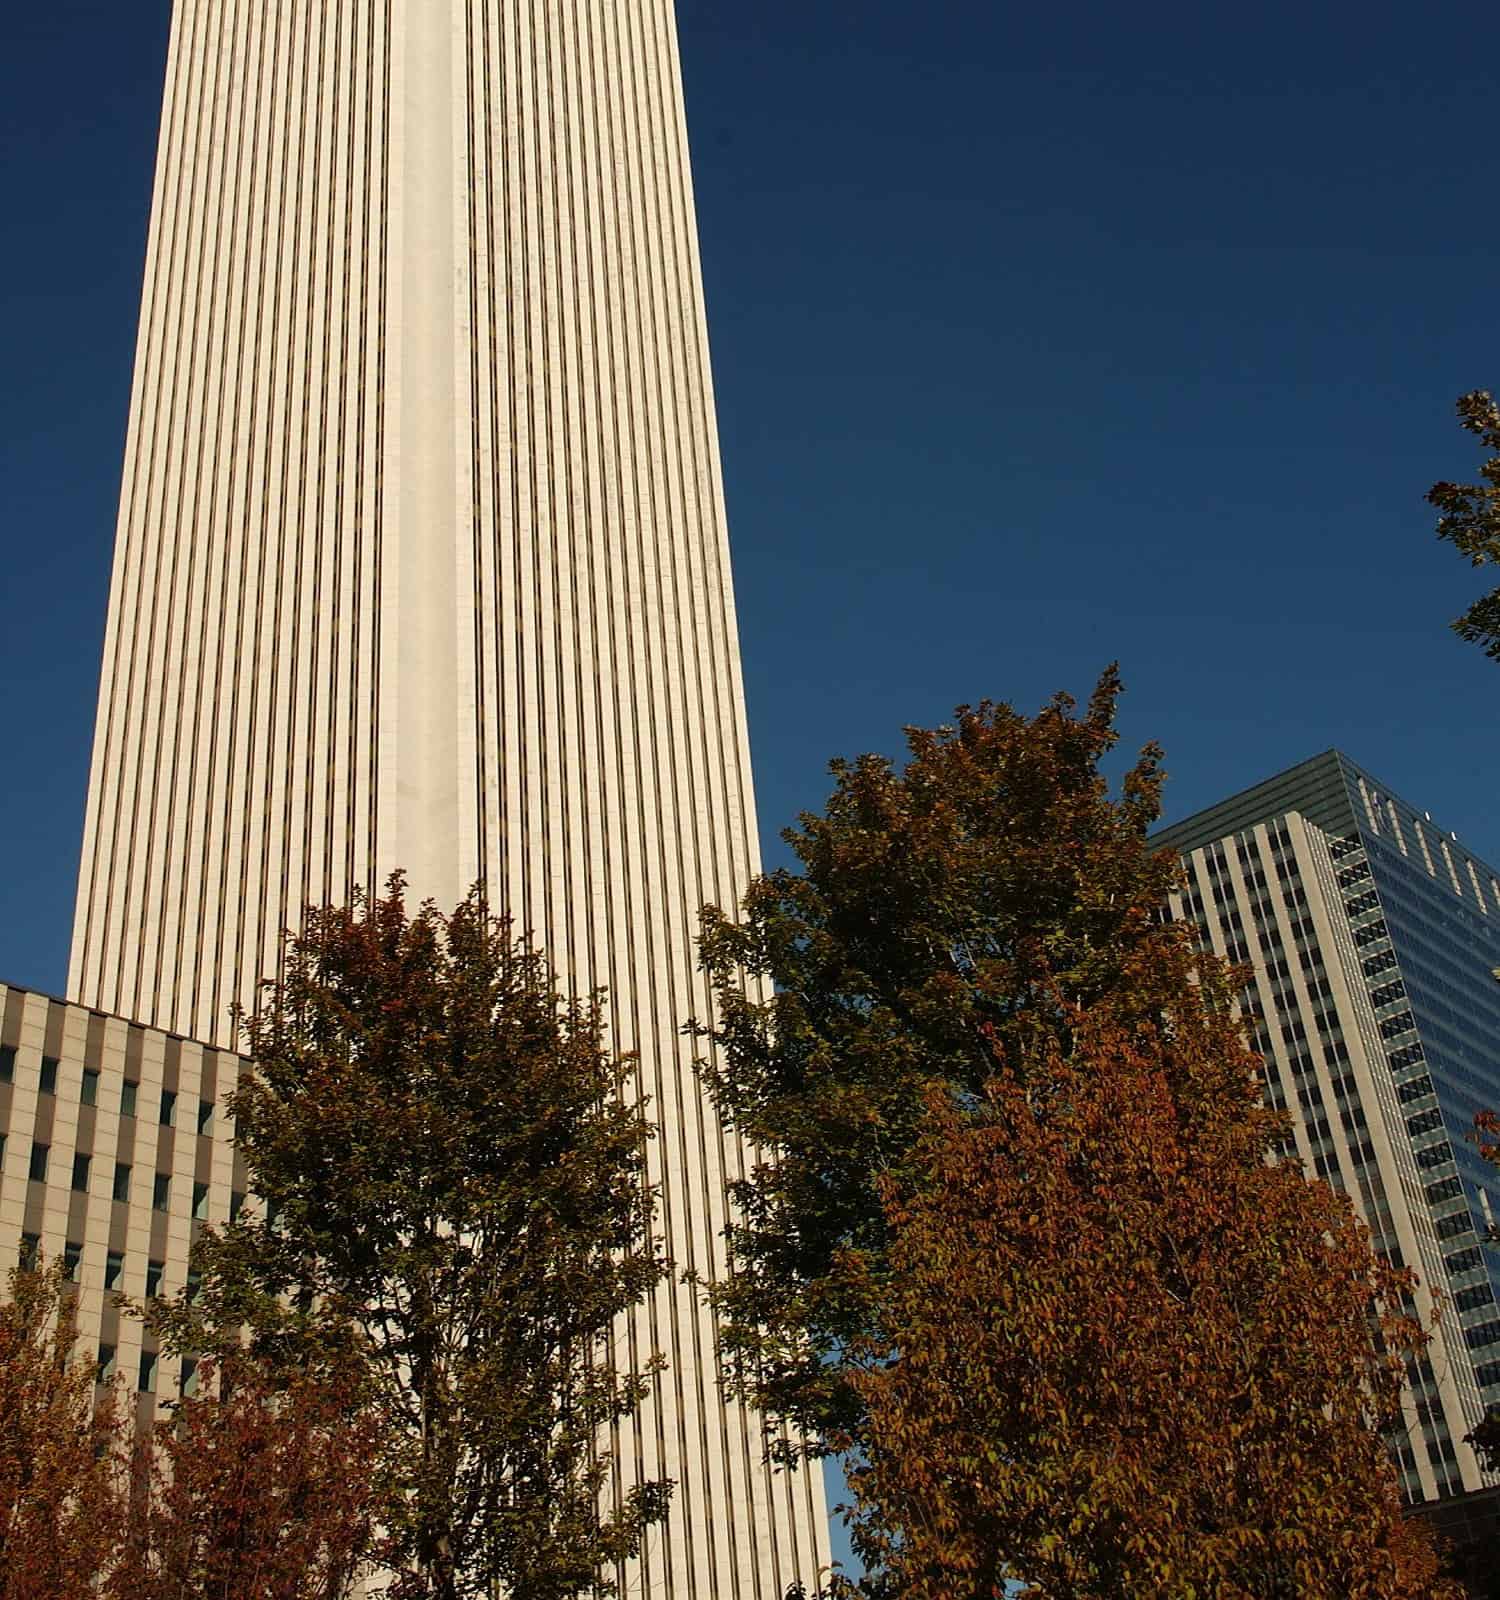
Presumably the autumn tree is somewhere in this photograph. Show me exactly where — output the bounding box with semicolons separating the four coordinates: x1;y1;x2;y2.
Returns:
0;1257;127;1600
695;671;1187;1457
695;673;1449;1594
1427;388;1500;660
152;878;672;1600
112;1354;382;1600
846;984;1454;1597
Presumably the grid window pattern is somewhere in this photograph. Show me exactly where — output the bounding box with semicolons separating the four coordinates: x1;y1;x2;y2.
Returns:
1157;754;1500;1506
0;988;248;1430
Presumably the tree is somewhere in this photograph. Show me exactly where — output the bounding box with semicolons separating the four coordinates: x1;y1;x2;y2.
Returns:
1427;388;1500;660
695;673;1449;1593
152;878;672;1600
846;991;1454;1598
112;1354;382;1600
0;1257;127;1600
694;671;1187;1458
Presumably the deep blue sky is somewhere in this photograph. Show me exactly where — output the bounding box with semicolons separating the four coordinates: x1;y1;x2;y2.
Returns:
2;2;1497;981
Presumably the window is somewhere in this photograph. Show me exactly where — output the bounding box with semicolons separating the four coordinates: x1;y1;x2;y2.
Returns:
71;1152;91;1193
138;1350;158;1392
145;1260;164;1298
39;1057;59;1095
63;1240;83;1281
181;1357;200;1397
120;1080;138;1118
113;1162;131;1202
104;1251;124;1290
192;1182;209;1220
230;1190;246;1222
20;1233;40;1270
98;1344;117;1382
28;1143;48;1183
197;1099;215;1136
152;1173;171;1211
186;1268;203;1305
159;1088;176;1127
0;1044;14;1083
81;1069;99;1107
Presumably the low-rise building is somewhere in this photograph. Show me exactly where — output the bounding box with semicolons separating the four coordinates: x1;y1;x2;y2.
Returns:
0;981;243;1418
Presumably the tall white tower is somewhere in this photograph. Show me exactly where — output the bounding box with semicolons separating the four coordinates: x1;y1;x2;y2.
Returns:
70;2;828;1592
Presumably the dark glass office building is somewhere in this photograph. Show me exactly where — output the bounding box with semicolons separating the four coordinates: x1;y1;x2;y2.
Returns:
1156;751;1500;1502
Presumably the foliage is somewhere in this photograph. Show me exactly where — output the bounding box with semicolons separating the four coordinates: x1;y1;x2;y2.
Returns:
694;670;1184;1457
150;878;672;1600
0;1257;127;1600
696;673;1450;1594
112;1354;382;1600
845;992;1454;1598
1427;388;1500;660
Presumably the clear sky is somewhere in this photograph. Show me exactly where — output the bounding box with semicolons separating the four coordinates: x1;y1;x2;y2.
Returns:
1;0;1497;1576
2;0;1498;995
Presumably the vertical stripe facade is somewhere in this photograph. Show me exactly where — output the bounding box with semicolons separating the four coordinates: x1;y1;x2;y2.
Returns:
68;2;828;1593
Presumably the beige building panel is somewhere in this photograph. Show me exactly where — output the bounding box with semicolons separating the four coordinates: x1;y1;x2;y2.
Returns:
1;987;242;1415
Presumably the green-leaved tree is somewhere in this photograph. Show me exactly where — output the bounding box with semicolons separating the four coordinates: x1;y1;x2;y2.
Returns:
151;878;672;1600
1427;388;1500;660
694;671;1182;1460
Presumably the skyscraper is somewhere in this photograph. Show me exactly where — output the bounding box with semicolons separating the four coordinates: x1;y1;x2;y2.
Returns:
1156;752;1500;1504
56;3;828;1592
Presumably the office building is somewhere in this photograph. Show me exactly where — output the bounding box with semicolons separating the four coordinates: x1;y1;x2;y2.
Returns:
0;983;239;1428
1156;751;1500;1503
2;4;830;1593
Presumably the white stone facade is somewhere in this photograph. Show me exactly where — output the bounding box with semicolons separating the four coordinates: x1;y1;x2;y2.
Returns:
57;2;828;1593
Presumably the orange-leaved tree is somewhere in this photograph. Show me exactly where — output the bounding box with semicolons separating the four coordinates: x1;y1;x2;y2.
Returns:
696;671;1451;1596
112;1353;384;1600
848;978;1456;1598
0;1257;127;1600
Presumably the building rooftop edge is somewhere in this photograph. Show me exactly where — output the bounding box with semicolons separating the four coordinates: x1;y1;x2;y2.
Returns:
0;978;234;1053
1152;749;1500;881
